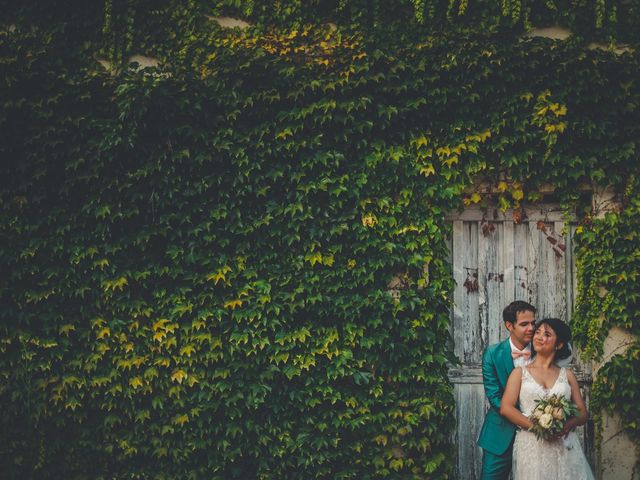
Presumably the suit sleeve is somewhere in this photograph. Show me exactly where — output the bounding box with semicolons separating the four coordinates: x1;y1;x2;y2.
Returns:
482;348;502;410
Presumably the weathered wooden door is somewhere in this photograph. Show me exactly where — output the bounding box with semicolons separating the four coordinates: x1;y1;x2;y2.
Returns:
447;205;592;479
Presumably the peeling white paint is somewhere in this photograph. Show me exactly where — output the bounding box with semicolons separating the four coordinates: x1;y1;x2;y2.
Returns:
588;42;634;55
524;26;571;40
96;58;112;71
128;55;160;69
206;16;251;29
599;327;635;369
1;24;17;34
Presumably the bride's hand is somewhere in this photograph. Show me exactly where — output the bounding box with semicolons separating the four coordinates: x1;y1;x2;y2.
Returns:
557;418;577;439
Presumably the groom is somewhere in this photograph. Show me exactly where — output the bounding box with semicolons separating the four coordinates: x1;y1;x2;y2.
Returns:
477;300;536;479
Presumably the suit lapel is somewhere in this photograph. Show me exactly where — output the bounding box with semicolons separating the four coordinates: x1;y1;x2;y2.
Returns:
498;338;514;386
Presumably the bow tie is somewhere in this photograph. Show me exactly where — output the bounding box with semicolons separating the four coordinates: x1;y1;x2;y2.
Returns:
511;350;531;359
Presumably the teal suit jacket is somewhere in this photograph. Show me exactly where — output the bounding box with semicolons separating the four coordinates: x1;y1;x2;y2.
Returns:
477;338;516;456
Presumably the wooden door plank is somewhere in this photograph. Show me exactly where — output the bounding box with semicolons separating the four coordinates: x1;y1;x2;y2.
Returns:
462;222;480;363
483;222;504;345
503;219;515;306
527;221;540;311
553;221;567;321
477;221;489;356
452;221;465;362
514;223;530;302
454;384;485;480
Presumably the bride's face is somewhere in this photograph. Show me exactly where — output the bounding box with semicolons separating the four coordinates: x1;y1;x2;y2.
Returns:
533;323;562;355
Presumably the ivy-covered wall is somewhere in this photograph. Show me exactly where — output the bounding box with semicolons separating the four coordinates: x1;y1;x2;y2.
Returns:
0;1;639;478
574;181;640;445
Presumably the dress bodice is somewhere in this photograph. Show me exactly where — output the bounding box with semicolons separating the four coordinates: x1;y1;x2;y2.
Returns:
512;366;595;479
518;366;571;415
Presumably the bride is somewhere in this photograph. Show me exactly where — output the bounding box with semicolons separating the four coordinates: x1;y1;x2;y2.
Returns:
500;317;594;479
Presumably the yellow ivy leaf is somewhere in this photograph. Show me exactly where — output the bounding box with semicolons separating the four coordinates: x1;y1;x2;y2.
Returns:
419;164;435;176
275;128;293;140
165;323;179;333
305;252;323;266
470;192;482;204
91;317;106;329
373;434;388;446
186;375;199;387
443;155;459;167
152;319;169;331
65;399;81;411
129;377;143;389
223;299;243;309
131;356;145;368
512;189;524;201
171;369;187;384
206;266;231;285
172;414;189;426
414;135;429;148
435;146;450;157
478;129;491;142
152;331;166;342
59;324;75;335
361;213;378;227
155;358;171;367
192;319;206;330
97;327;110;339
106;276;128;291
180;345;196;357
322;254;334;266
497;181;508;192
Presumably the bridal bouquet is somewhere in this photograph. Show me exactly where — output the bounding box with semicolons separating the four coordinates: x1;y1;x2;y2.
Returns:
528;394;578;441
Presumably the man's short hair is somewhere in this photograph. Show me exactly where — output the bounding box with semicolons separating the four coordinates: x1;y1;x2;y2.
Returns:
503;300;536;325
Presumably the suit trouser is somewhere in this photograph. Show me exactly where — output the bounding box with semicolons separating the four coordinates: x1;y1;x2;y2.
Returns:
480;436;514;480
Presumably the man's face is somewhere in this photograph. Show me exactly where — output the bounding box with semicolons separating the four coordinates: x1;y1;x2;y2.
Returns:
506;310;536;348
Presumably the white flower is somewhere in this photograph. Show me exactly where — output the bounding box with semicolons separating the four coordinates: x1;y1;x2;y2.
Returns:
544;405;553;414
539;413;554;429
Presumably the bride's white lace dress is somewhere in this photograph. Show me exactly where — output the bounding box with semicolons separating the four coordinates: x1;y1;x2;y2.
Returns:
513;366;594;480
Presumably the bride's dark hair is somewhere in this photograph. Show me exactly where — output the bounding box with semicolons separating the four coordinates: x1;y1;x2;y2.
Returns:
533;317;572;361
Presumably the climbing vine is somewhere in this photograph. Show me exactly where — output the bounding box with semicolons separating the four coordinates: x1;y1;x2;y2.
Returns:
574;176;640;442
0;1;639;478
